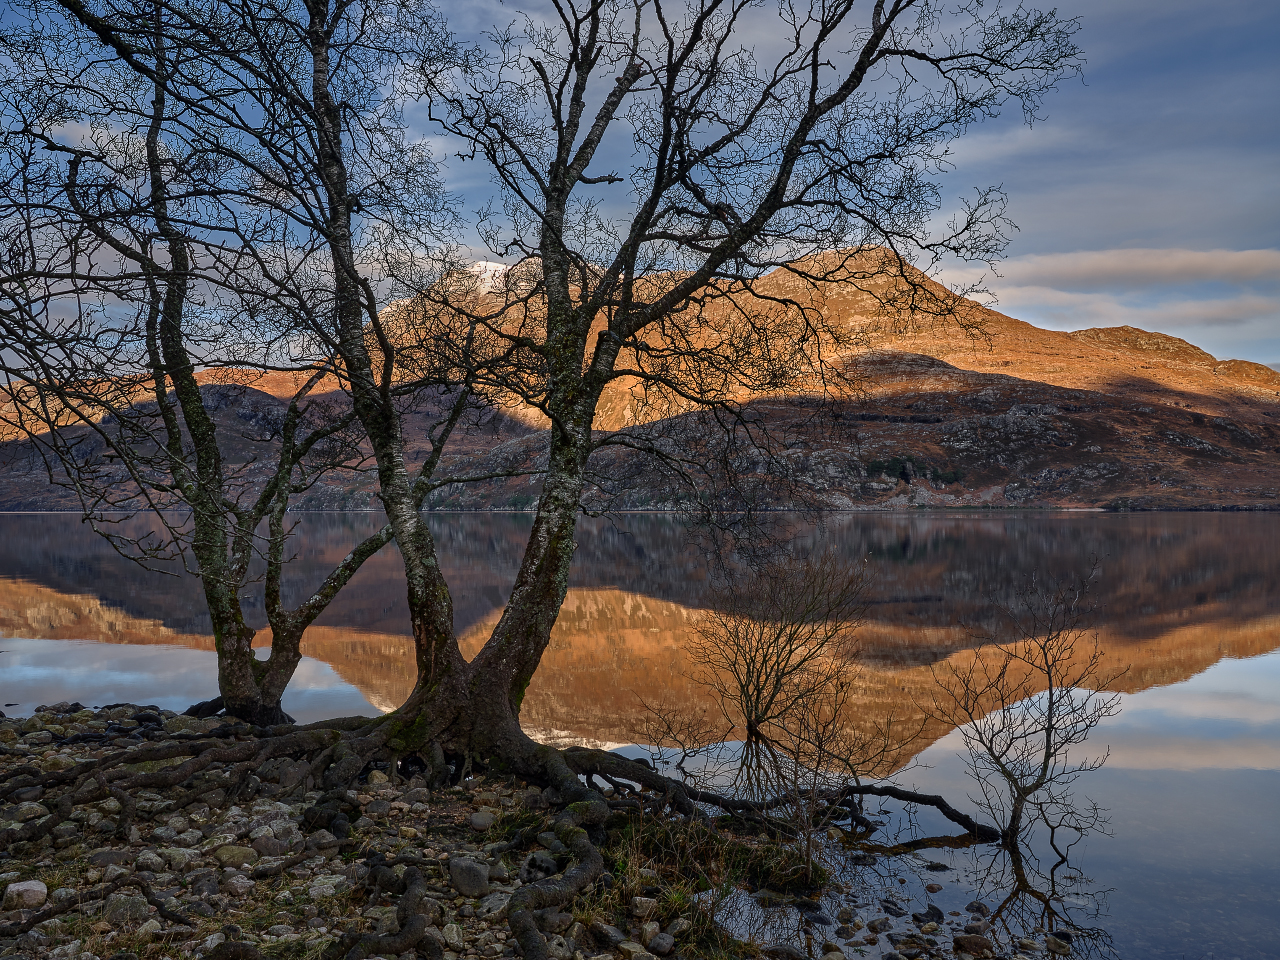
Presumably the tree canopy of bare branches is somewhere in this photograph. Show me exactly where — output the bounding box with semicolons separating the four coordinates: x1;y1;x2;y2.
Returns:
1;1;1083;953
0;0;455;722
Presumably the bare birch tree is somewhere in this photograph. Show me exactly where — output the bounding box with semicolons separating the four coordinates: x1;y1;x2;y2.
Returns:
0;0;452;722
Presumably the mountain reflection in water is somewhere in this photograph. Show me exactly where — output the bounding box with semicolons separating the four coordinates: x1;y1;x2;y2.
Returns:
0;511;1277;737
1;512;1278;958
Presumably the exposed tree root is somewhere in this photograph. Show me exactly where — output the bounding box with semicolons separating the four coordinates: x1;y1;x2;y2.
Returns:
3;708;1002;960
0;874;194;938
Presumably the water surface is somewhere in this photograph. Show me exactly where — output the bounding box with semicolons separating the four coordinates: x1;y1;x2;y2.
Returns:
1;511;1277;958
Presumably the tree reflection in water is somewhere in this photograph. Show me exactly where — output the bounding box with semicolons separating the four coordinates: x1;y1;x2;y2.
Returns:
932;563;1121;957
642;563;1123;958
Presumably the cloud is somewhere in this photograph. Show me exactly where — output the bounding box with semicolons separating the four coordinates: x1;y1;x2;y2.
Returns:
988;287;1280;331
992;249;1280;290
1101;735;1280;771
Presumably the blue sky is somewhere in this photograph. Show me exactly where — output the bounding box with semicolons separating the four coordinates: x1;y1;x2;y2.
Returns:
932;0;1280;365
432;0;1280;365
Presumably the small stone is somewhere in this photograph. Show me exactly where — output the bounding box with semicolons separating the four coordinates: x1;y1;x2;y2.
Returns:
308;828;339;851
14;802;50;822
1044;934;1072;955
925;883;943;893
87;848;132;867
519;851;558;882
214;845;259;868
762;945;808;960
469;810;496;832
639;920;660;945
136;918;162;940
399;825;419;839
631;896;658;919
664;918;692;937
159;847;197;870
442;922;465;951
954;934;995;957
225;875;256;897
368;769;389;784
3;880;48;910
647;932;676;956
202;932;226;951
880;899;908;918
103;864;131;882
965;900;991;918
617;942;655;960
135;851;165;873
449;858;491;898
47;939;83;960
912;904;944;925
103;894;150;922
590;921;626;946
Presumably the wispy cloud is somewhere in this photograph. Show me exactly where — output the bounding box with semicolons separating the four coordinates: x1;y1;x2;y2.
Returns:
994;248;1280;290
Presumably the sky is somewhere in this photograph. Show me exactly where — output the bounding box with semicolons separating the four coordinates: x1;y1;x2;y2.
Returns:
928;0;1280;366
433;0;1280;366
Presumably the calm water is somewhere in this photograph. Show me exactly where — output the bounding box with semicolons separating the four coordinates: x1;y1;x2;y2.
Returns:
1;511;1278;959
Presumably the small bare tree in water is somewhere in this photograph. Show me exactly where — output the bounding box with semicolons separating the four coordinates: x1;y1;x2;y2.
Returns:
931;561;1124;954
690;551;869;751
642;549;938;880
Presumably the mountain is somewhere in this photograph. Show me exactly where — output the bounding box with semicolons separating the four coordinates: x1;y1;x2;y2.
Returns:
3;260;1278;511
427;263;1280;511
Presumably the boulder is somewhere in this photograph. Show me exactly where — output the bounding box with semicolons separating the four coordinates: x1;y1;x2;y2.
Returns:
213;845;259;868
103;894;150;922
442;922;465;951
2;879;48;910
13;802;50;823
589;921;626;946
965;900;991;918
953;933;995;957
449;858;491;898
648;932;676;957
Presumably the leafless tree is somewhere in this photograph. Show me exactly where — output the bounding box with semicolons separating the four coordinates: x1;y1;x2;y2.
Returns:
359;0;1082;787
643;549;990;886
929;563;1123;956
931;562;1123;847
690;551;869;748
0;0;453;722
1;0;1082;954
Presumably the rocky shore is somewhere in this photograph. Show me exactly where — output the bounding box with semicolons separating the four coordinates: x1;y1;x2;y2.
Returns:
2;703;1062;960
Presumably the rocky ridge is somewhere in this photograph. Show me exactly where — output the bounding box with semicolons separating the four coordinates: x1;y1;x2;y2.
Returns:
3;305;1278;512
